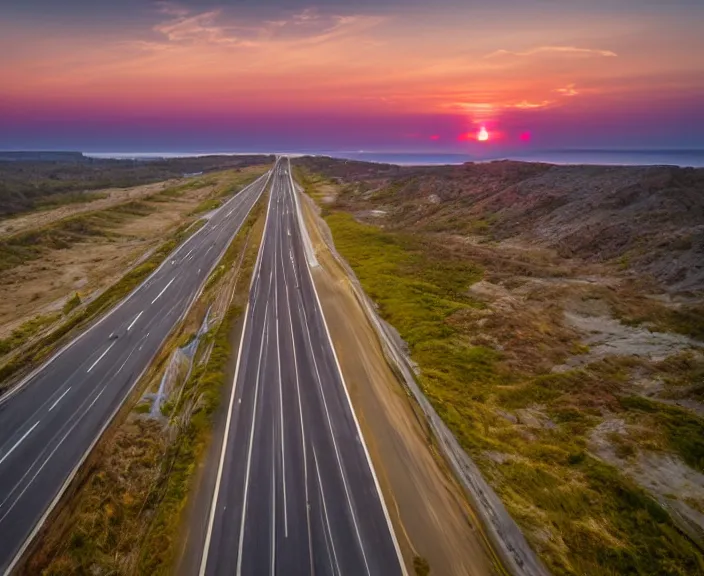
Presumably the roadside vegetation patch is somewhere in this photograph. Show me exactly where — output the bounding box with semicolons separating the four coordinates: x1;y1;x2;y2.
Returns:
137;201;264;574
0;313;62;356
0;153;273;218
0;201;156;274
0;165;271;384
299;167;704;576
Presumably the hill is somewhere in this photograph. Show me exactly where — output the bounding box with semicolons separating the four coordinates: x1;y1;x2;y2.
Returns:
300;157;704;292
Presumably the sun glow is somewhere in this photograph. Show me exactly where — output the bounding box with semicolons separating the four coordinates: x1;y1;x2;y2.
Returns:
477;126;489;141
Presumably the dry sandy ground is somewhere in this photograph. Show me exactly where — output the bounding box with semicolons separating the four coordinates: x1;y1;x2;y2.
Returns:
0;167;266;340
302;198;498;576
0;180;183;239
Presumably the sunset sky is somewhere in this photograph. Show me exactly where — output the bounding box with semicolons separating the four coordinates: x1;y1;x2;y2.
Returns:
1;0;703;152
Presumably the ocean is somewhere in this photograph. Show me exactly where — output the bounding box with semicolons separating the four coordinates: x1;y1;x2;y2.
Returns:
86;149;704;168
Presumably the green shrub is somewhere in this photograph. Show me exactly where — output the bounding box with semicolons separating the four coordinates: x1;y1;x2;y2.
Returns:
63;292;82;315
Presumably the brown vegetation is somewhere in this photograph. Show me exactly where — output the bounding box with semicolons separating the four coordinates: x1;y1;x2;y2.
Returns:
0;153;273;217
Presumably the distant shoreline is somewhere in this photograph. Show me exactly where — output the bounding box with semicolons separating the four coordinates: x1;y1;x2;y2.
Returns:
3;149;703;168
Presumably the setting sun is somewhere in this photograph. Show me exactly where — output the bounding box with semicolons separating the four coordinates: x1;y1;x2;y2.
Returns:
477;126;489;141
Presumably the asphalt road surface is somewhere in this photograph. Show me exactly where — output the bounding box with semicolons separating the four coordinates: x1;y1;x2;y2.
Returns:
0;169;271;574
200;158;405;575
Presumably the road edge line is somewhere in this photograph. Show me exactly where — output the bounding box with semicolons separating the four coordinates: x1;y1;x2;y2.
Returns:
0;171;270;408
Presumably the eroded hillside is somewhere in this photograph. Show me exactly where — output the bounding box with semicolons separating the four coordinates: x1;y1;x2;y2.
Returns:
302;158;704;292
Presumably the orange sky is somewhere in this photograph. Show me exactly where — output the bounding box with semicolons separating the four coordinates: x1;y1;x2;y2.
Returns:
2;1;703;149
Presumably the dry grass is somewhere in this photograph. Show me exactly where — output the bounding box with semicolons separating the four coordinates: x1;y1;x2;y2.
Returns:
302;195;497;575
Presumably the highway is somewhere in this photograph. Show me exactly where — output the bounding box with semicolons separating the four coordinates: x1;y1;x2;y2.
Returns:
200;158;405;575
0;169;271;574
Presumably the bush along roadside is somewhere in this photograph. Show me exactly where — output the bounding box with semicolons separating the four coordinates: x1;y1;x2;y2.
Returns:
22;197;266;576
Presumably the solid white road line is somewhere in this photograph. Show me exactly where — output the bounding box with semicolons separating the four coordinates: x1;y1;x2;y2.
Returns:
86;341;116;373
0;386;106;525
0;422;40;466
271;439;276;576
2;169;275;576
151;277;176;305
48;388;71;412
0;366;123;516
4;190;239;530
295;297;371;575
127;311;143;332
283;276;314;571
0;171;269;411
237;304;270;576
289;160;408;575
236;172;278;575
286;157;317;268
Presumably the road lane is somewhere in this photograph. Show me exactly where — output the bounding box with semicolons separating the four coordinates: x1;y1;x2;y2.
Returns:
0;169;272;573
200;159;405;575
